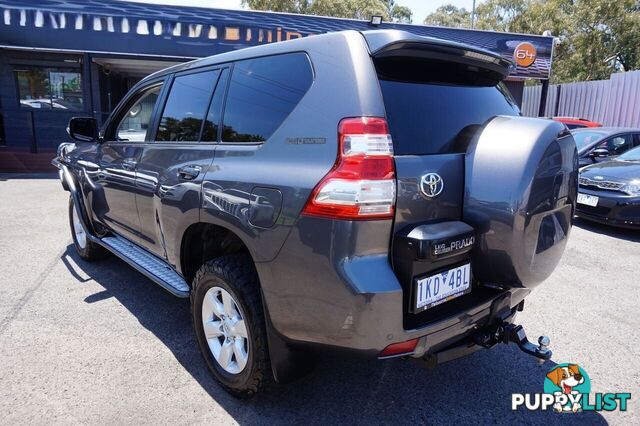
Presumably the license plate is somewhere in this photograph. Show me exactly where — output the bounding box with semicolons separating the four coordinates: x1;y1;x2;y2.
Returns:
577;193;599;207
415;263;471;311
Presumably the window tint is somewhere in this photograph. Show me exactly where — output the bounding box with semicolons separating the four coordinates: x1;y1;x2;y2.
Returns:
379;80;520;155
157;70;219;142
201;68;229;142
116;86;161;142
222;53;313;143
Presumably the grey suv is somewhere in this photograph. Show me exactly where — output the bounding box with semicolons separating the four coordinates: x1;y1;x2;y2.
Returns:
53;30;577;397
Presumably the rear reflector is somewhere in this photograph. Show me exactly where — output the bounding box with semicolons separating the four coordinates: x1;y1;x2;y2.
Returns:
379;338;419;358
302;117;396;220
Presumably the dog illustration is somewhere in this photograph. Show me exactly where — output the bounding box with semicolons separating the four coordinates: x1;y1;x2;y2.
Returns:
546;364;585;412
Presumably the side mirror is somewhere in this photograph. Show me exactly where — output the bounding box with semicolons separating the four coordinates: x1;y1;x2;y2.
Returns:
67;117;98;142
591;148;609;158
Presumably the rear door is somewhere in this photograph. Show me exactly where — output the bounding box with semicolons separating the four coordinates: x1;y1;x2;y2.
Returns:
373;59;520;236
369;38;520;323
134;67;227;264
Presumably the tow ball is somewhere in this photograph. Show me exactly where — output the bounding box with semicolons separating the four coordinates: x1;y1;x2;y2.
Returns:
473;322;552;364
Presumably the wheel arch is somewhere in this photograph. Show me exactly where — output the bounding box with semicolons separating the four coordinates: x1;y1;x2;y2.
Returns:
180;222;255;287
182;222;313;384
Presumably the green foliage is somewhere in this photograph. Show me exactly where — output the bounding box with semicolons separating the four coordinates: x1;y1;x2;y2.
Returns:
383;0;413;23
311;0;389;20
423;4;471;28
474;0;528;32
423;0;640;83
241;0;308;13
242;0;412;22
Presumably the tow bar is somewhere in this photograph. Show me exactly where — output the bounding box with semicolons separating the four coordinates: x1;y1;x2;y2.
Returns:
473;322;552;364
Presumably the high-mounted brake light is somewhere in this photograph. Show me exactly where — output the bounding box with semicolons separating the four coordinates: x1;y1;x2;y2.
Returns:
302;117;396;220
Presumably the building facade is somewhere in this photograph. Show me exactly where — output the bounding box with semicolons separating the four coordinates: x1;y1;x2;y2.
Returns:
0;0;554;171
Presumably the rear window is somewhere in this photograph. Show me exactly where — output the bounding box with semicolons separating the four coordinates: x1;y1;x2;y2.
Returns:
222;53;313;143
379;81;520;155
157;70;219;142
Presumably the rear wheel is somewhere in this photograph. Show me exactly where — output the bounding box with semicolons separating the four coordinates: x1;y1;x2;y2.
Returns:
68;196;105;261
191;255;271;397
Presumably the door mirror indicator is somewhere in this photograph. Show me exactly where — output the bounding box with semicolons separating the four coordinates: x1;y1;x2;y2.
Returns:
68;117;98;143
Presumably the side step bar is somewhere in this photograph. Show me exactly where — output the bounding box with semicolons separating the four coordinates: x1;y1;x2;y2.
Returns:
57;162;190;298
101;236;190;298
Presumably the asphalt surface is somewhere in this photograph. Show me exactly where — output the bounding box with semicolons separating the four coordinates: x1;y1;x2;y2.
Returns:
0;175;638;425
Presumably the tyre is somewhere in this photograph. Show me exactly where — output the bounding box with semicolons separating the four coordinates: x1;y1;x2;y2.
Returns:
68;196;106;261
191;255;271;397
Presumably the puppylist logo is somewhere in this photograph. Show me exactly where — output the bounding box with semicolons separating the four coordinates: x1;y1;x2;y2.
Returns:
512;363;631;413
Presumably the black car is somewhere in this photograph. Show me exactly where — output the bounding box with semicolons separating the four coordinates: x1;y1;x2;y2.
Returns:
577;146;640;228
572;127;640;168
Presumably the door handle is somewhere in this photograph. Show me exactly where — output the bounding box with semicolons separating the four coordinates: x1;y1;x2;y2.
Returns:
122;158;137;171
178;165;202;180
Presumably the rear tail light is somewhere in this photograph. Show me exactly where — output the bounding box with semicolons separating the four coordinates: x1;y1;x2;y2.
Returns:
302;117;396;220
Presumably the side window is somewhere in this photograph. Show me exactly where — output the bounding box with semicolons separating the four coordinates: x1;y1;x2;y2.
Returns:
634;134;640;148
599;134;632;156
116;86;161;142
201;68;229;142
156;70;220;142
222;53;313;143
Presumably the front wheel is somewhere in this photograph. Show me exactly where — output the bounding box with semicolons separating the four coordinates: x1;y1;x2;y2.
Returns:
191;255;271;398
68;196;105;261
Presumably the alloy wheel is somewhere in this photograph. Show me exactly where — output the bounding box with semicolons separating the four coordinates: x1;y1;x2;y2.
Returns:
201;286;249;374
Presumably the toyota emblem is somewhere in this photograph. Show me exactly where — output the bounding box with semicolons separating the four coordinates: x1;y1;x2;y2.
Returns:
420;173;444;198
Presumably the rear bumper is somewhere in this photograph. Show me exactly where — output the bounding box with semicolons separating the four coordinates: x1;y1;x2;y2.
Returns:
576;188;640;228
257;216;530;357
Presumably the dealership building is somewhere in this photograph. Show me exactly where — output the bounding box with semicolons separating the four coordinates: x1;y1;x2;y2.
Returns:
0;0;554;171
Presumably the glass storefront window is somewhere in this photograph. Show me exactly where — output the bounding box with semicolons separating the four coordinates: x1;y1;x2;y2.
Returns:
15;67;83;111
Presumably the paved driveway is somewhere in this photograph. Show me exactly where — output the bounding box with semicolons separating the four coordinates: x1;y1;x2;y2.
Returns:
0;176;637;425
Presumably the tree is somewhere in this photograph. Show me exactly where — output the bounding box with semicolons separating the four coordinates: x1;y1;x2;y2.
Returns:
425;0;640;83
474;0;528;33
240;0;308;13
242;0;413;22
383;0;412;23
423;4;471;28
310;0;389;20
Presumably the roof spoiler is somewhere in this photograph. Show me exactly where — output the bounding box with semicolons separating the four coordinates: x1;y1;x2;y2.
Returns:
362;30;515;83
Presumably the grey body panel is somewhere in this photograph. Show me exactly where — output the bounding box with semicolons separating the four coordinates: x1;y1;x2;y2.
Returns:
393;154;464;232
257;217;529;352
134;142;215;266
197;31;385;263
